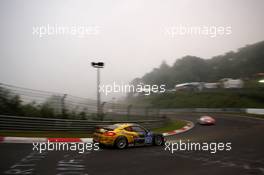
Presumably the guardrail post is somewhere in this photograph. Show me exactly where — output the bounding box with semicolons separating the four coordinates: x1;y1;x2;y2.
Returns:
127;104;132;120
156;108;160;118
100;102;106;121
145;107;149;118
61;94;67;118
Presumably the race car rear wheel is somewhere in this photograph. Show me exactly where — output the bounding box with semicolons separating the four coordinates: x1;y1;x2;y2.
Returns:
114;136;127;149
98;143;105;148
154;135;163;146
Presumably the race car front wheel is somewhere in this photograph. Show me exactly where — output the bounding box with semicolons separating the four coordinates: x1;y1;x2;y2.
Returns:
114;136;127;149
154;135;164;146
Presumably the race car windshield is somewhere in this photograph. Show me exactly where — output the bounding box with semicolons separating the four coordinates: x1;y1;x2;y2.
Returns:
104;124;121;130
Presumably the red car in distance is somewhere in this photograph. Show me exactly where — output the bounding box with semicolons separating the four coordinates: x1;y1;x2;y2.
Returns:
198;116;216;125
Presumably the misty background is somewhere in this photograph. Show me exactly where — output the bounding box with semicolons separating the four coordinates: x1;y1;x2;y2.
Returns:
0;0;264;101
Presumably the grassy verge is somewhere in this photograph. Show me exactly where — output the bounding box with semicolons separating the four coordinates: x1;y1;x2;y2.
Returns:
152;120;187;133
128;89;264;108
165;112;264;120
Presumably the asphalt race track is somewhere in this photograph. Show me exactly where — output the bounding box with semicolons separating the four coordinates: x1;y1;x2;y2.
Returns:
0;114;263;175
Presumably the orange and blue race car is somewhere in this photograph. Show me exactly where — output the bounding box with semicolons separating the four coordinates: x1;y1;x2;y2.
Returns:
93;123;165;149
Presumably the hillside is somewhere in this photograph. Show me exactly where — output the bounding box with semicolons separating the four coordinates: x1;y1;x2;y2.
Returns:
128;41;264;108
133;40;264;89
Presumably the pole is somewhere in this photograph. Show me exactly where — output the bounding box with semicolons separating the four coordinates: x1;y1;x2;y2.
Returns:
97;67;101;119
91;62;104;120
61;94;67;118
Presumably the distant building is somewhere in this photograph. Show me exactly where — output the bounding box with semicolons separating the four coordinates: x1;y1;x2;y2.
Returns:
175;82;203;92
166;89;176;93
220;78;244;88
203;83;220;89
255;72;264;77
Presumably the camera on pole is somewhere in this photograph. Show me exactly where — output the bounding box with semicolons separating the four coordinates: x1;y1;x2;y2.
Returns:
91;62;104;68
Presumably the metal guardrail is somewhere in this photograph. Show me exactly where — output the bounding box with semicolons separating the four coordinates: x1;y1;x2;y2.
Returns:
0;108;262;132
0;115;166;132
159;108;246;114
0;83;160;119
246;108;264;115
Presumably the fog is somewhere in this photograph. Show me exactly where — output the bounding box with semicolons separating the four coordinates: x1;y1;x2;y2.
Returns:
0;0;264;100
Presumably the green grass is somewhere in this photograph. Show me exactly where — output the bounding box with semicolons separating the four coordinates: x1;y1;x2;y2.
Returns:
128;89;264;108
153;120;187;133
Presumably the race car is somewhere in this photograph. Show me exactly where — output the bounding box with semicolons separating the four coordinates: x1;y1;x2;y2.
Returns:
93;123;165;149
197;116;216;125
